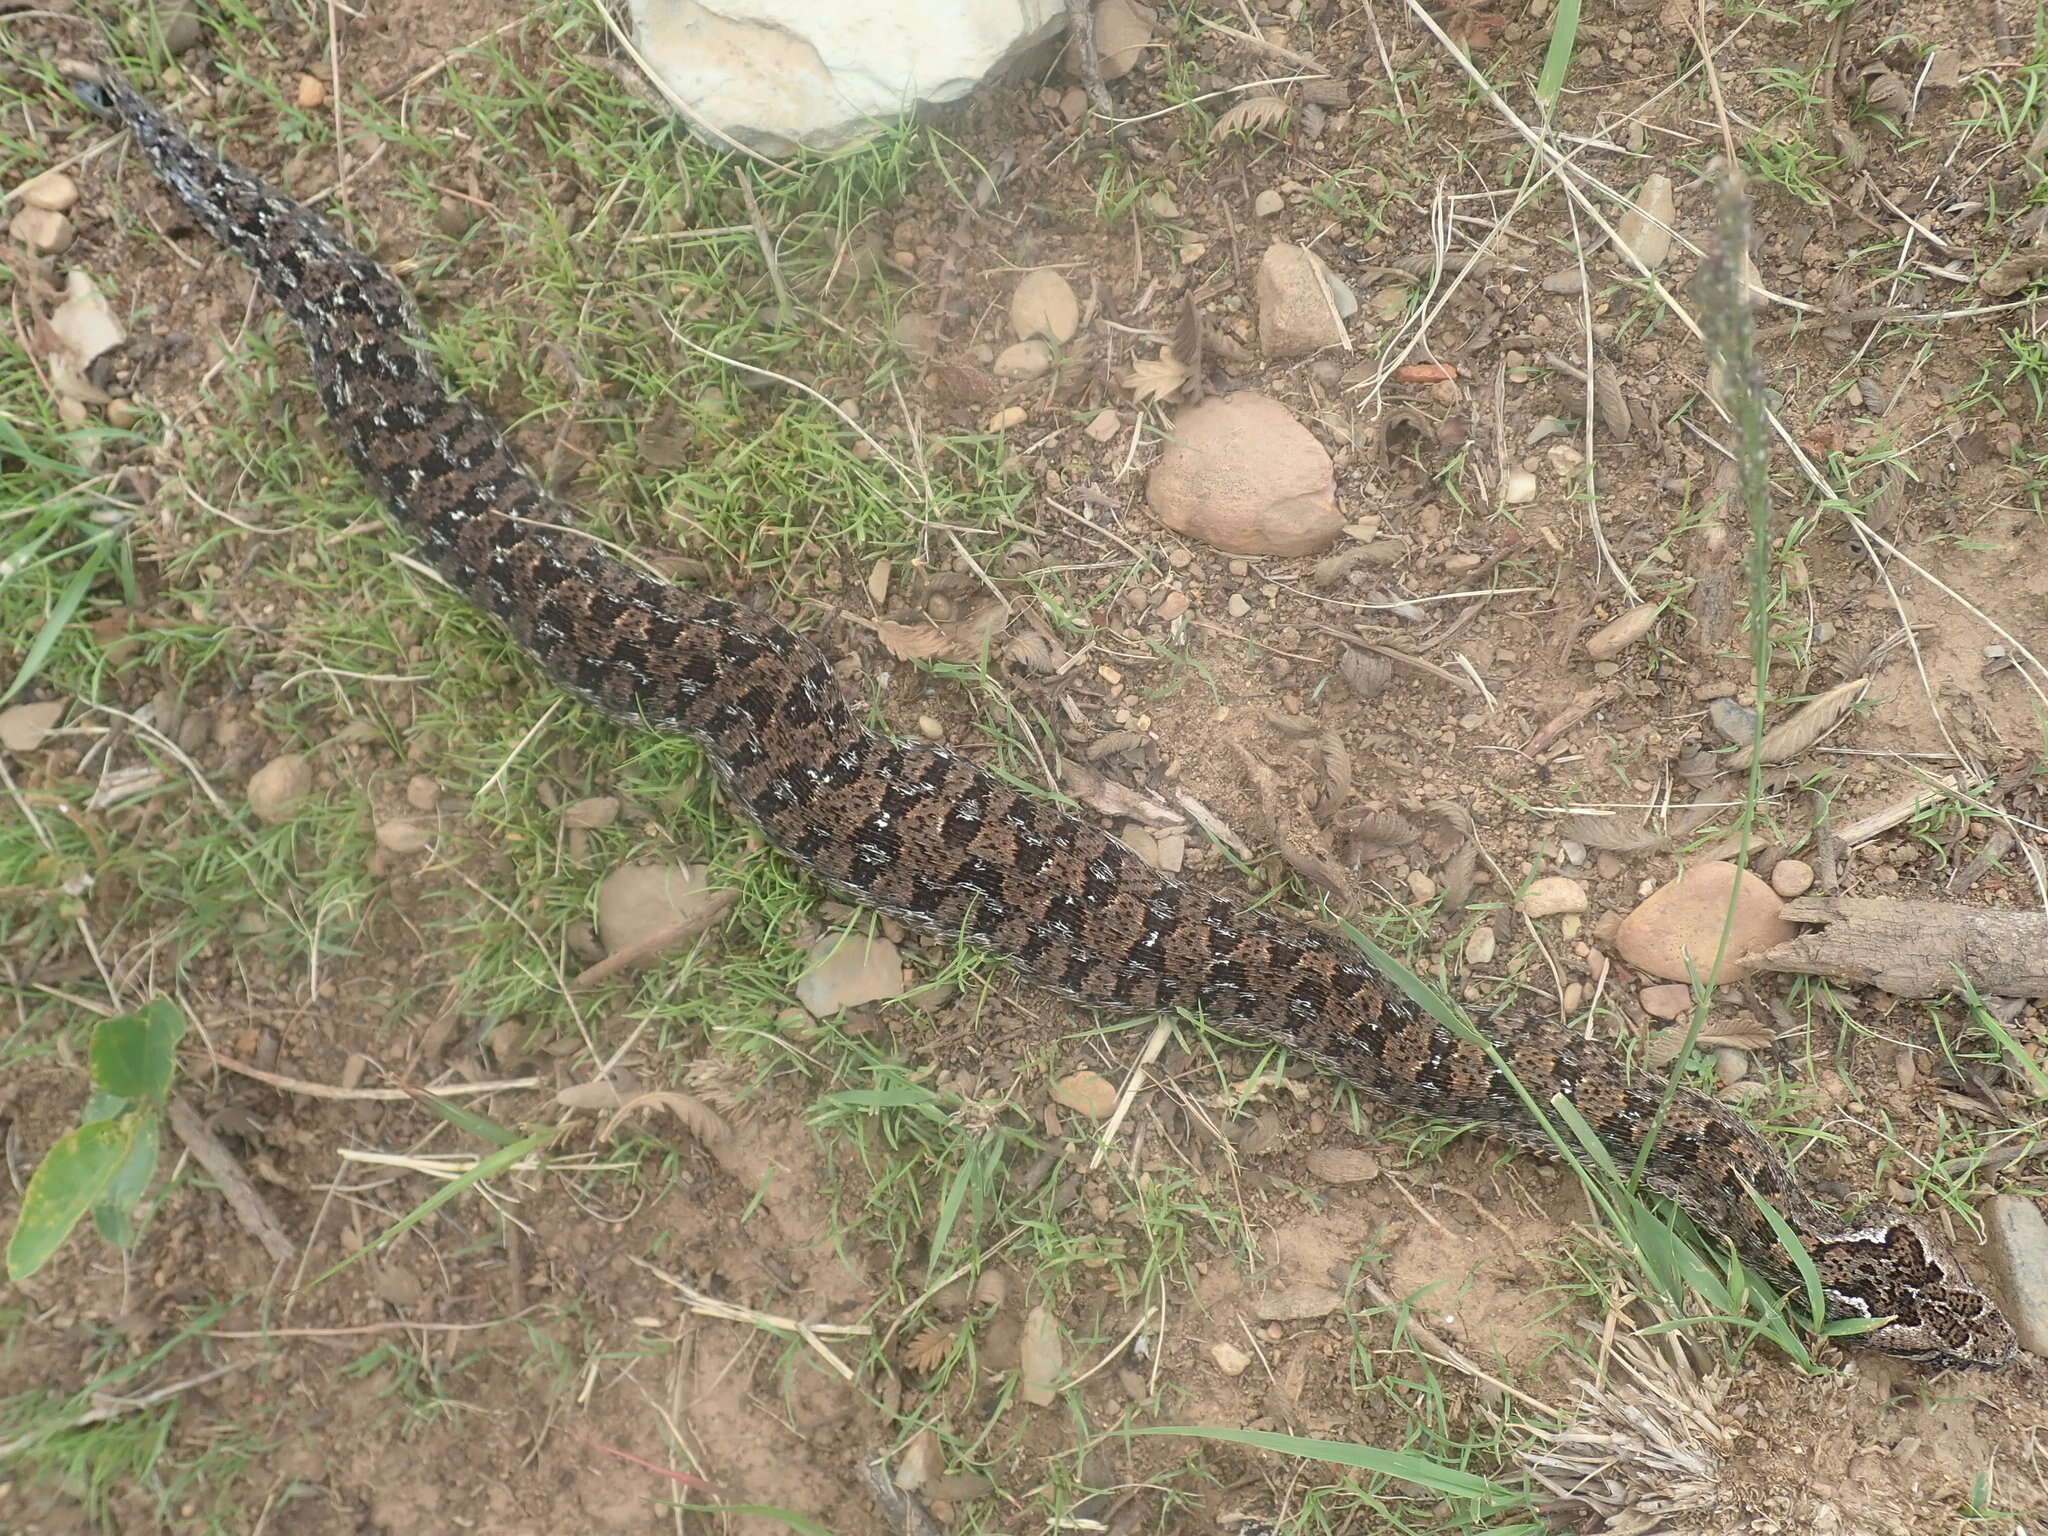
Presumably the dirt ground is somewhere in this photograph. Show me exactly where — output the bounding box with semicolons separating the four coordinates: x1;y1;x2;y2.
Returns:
4;0;2048;1532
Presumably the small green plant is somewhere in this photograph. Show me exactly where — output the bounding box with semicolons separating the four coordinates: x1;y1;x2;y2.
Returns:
5;998;185;1281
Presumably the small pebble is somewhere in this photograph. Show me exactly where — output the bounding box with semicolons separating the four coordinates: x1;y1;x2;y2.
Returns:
18;171;79;212
993;340;1053;381
1463;925;1496;965
247;754;313;825
106;399;144;429
296;74;326;110
404;774;442;811
986;405;1026;432
1253;188;1284;217
1085;408;1122;443
1305;1147;1380;1183
1226;593;1252;619
434;196;477;239
1638;983;1694;1020
10;206;74;254
1770;858;1814;899
1519;875;1588;918
1050;1069;1118;1120
1210;1342;1252;1376
563;795;619;828
375;818;432;853
917;715;945;741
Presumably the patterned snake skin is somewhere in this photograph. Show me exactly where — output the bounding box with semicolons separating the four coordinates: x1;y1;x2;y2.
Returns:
82;71;2016;1371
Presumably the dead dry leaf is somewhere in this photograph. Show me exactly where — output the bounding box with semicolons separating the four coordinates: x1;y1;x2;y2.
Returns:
873;602;1007;665
1122;349;1190;403
1724;676;1868;769
1062;761;1182;827
1211;94;1290;141
1167;294;1204;403
597;1089;731;1146
904;1325;957;1376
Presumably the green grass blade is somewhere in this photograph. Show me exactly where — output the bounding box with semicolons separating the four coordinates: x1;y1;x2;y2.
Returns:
1;533;111;706
305;1127;555;1289
1131;1425;1520;1503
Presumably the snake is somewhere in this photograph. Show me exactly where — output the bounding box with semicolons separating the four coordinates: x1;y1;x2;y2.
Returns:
77;68;2017;1372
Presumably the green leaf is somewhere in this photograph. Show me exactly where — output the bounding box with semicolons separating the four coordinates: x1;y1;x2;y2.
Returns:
7;1116;141;1282
91;1113;162;1251
81;1089;131;1125
89;999;186;1102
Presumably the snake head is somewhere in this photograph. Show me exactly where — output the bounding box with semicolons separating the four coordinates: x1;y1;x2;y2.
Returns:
1815;1209;2018;1372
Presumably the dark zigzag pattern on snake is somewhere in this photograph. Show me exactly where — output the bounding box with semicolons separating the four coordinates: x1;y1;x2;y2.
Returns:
80;70;2015;1370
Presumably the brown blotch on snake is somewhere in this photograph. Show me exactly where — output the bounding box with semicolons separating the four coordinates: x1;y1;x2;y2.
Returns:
79;70;2018;1372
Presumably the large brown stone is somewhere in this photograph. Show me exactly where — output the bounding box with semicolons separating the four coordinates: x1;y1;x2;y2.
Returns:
1145;392;1341;556
1615;861;1796;984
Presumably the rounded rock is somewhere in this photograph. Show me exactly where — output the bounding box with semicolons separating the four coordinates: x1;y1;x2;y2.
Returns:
1769;858;1815;899
1051;1069;1118;1120
1519;875;1588;918
1146;392;1341;556
1614;861;1795;984
1637;982;1694;1020
18;171;79;212
247;753;314;825
375;818;432;853
10;206;74;254
1063;0;1155;82
993;339;1053;381
597;861;714;956
1009;267;1080;344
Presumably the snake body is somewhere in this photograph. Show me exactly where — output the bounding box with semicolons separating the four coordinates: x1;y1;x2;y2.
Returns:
83;72;2016;1371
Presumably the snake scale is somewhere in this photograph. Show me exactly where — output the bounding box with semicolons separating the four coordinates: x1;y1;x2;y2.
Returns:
81;69;2016;1371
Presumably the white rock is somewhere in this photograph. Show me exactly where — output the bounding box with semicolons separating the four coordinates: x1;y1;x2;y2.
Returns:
375;818;432;853
49;271;126;369
1985;1193;2048;1357
1637;983;1694;1020
629;0;1066;154
1146;392;1341;556
1463;925;1497;965
19;171;79;212
1010;267;1080;343
1253;188;1284;217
